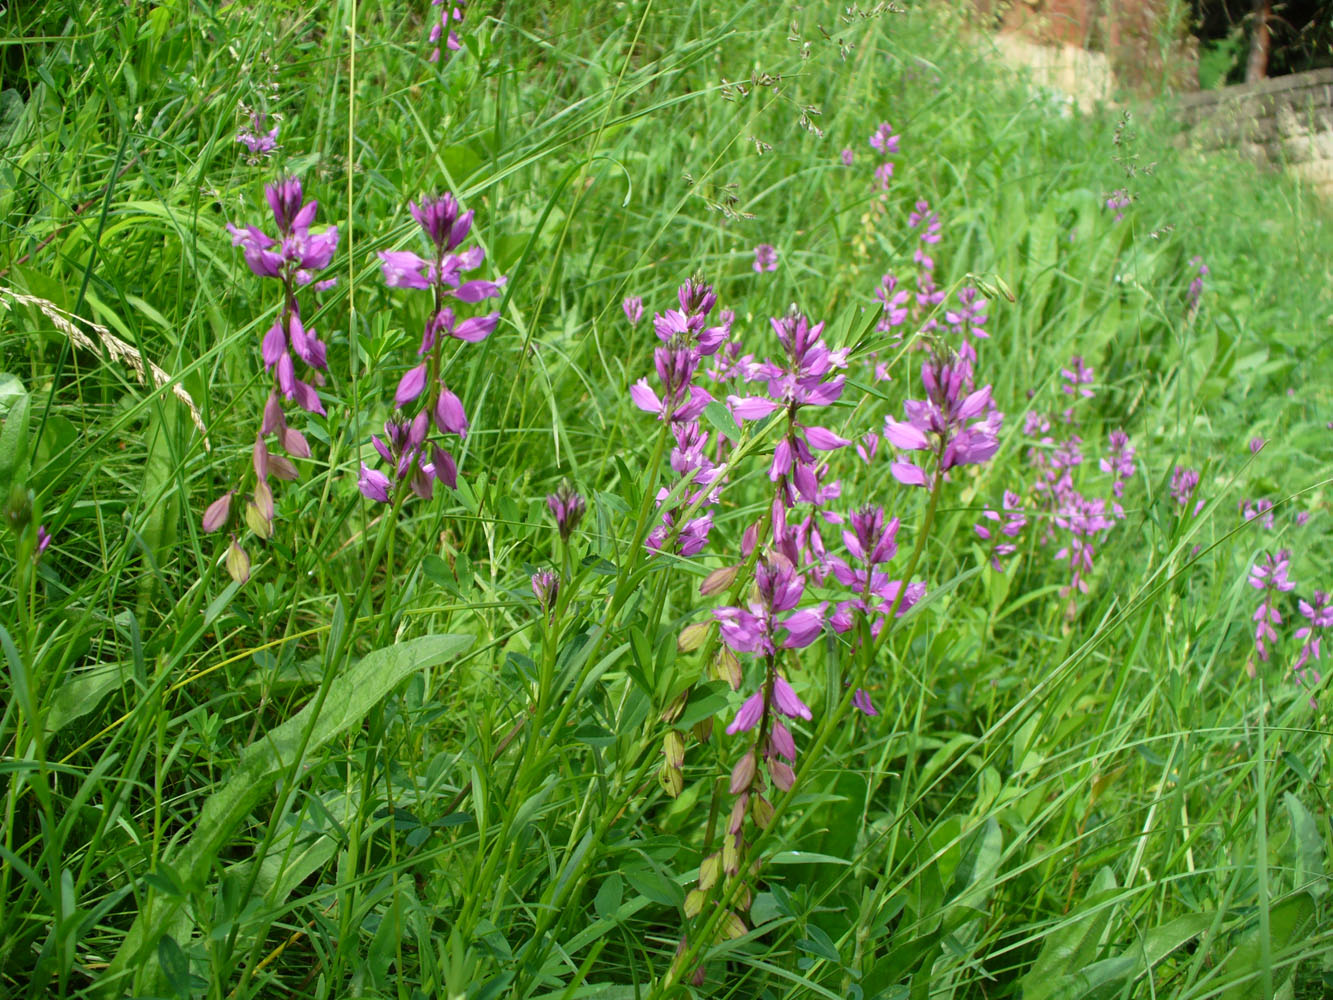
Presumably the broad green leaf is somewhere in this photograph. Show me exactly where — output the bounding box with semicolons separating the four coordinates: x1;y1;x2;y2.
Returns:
1019;867;1118;1000
103;633;472;995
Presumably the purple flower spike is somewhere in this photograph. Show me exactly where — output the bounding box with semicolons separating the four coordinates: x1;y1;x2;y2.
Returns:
531;568;559;611
236;111;279;159
869;122;899;155
547;481;587;542
623;296;643;326
753;244;778;273
1061;357;1095;398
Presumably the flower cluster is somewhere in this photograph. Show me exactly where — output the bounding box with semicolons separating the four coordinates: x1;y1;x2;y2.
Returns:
361;193;505;502
209;176;339;581
729;308;849;505
1293;591;1331;688
868;121;897;191
632;277;732;557
753;243;778;273
826;506;923;709
884;351;1000;489
975;491;1026;573
428;0;464;63
1105;188;1130;221
1249;549;1294;663
1187;255;1208;317
236;110;279;160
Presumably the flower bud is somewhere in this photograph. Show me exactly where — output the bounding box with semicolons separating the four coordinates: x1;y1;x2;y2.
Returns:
663;730;685;769
677;621;710;653
750;794;774;830
202;492;233;533
660;687;690;724
711;648;743;690
698;853;721;892
226;538;251;583
683;889;706;919
722;832;741;875
699;564;740;596
728;795;748;836
546;480;586;542
658;763;683;798
729;751;756;795
720;911;747;941
768;758;796;792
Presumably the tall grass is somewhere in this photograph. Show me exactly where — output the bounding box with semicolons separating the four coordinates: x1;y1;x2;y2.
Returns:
1;1;1330;998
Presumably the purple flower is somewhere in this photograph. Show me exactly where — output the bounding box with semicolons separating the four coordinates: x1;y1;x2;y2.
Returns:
908;200;941;244
531;568;559;611
547;482;586;542
358;416;441;503
631;347;713;423
753;244;778;273
874;162;893;191
1242;498;1276;530
839;148;854;167
714;557;824;659
1249;550;1294;662
1293;591;1332;685
869;122;899;155
428;0;465;62
1105;189;1131;221
637;276;733;558
884;352;1000;487
358;463;392;503
875;274;910;333
1187;255;1208;314
236;111;279;159
374;191;503;497
623;295;643;326
975;491;1026;572
1249;436;1265;454
1170;467;1199;507
1061;356;1094;398
725;675;812;735
946;287;988;341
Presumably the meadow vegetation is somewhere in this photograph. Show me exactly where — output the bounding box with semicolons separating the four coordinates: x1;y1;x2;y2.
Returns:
1;1;1331;997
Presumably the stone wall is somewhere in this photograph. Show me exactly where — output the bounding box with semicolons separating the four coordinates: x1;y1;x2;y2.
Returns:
1176;68;1333;199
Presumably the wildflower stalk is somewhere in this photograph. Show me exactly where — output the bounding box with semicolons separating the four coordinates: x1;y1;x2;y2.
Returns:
658;471;945;997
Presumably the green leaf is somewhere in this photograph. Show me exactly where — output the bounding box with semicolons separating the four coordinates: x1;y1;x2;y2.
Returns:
675;680;730;730
594;873;623;921
1215;893;1316;1000
0;387;31;491
1018;867;1118;1000
1283;793;1326;899
703;400;736;440
105;633;473;993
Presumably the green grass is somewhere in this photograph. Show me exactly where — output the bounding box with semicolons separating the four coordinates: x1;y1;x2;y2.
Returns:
1;1;1331;998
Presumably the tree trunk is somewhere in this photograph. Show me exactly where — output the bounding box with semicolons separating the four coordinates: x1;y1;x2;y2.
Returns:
1245;0;1271;82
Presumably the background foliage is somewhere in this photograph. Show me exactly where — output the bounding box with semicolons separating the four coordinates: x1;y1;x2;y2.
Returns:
1;1;1330;998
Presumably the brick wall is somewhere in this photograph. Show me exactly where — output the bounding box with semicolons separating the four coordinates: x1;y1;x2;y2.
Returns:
1177;69;1333;199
